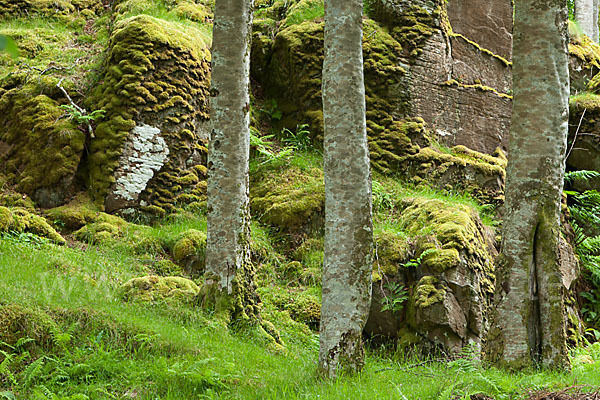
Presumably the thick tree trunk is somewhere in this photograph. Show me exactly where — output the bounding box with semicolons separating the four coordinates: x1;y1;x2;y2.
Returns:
576;0;597;41
203;0;258;322
318;0;373;379
484;0;570;370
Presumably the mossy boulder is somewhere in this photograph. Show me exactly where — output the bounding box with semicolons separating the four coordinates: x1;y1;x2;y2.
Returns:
74;221;121;243
0;304;58;352
87;15;211;216
0;206;65;244
251;165;324;235
0;81;85;208
45;194;127;232
171;229;207;275
151;259;184;277
365;197;497;354
120;276;200;303
263;287;321;330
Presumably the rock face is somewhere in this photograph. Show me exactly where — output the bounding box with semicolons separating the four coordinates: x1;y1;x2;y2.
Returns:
369;0;513;154
253;5;508;203
365;197;497;353
88;15;211;217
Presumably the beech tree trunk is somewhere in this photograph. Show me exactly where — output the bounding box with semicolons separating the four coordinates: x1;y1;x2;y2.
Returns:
318;0;373;379
594;0;599;42
484;0;570;369
202;0;258;322
576;0;598;41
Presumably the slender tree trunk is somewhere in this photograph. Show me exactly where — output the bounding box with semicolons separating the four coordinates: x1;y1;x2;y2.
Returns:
318;0;373;379
576;0;596;41
202;0;258;322
484;0;570;370
594;0;599;42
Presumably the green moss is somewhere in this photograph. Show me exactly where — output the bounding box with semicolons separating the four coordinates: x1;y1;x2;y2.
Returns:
151;259;185;277
0;304;58;352
420;248;460;272
0;0;73;18
87;15;211;213
0;82;85;207
264;286;321;329
46;194;129;237
448;33;511;67
414;276;445;308
0;190;35;210
373;231;411;279
74;221;121;244
569;22;600;71
251;166;324;231
173;0;211;21
0;206;66;244
391;196;496;297
443;79;512;99
0;205;13;231
388;5;436;59
120;275;200;303
172;229;206;265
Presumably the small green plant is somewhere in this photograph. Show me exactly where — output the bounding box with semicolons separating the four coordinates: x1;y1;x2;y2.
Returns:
250;127;295;168
372;180;394;212
258;99;282;121
401;248;436;269
0;231;50;247
282;124;311;151
59;105;105;124
380;282;409;313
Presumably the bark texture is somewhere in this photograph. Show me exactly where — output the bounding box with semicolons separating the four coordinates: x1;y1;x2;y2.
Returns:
484;0;571;370
576;0;598;42
318;0;373;379
594;0;599;42
203;0;258;321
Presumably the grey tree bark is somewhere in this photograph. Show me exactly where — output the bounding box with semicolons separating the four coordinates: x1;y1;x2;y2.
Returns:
576;0;598;41
483;0;571;370
318;0;373;379
202;0;258;322
594;0;599;42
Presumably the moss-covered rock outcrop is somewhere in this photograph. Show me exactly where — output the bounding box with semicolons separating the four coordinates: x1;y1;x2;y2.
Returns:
0;206;65;244
87;15;211;216
252;14;506;202
0;80;86;208
365;197;497;354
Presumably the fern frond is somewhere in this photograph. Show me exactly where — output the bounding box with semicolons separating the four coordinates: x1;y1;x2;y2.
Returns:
23;357;45;387
565;170;600;184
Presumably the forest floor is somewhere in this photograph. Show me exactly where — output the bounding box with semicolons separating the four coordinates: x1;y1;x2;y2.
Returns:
1;205;600;400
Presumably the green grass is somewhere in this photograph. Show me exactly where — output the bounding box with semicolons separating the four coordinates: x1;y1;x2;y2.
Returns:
1;209;599;399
